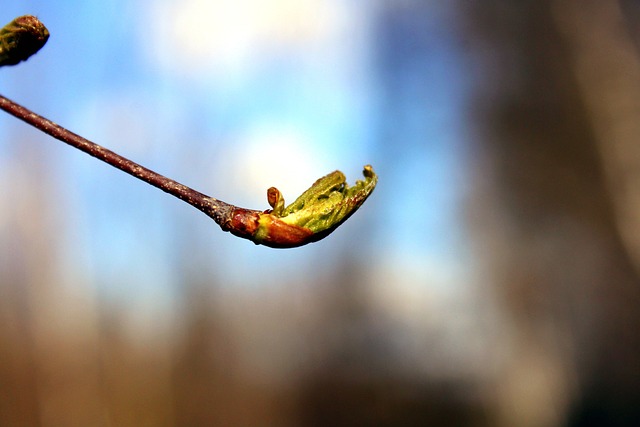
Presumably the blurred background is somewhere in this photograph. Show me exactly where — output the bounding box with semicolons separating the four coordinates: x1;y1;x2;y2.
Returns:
1;0;640;426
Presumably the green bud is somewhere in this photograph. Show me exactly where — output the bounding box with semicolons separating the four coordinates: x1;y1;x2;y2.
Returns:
232;165;377;247
277;165;377;234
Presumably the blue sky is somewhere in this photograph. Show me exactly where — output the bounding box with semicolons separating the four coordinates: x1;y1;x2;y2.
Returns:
0;1;472;317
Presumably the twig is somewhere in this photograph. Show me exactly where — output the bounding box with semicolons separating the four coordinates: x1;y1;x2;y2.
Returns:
0;93;235;222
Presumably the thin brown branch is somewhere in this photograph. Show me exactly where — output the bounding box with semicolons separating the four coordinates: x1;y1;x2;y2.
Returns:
0;94;377;248
0;94;234;225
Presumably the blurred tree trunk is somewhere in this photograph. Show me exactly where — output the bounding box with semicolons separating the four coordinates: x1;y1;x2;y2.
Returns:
463;1;640;426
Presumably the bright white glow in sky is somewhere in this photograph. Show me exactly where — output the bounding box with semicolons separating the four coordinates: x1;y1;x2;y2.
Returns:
228;123;328;200
147;0;351;80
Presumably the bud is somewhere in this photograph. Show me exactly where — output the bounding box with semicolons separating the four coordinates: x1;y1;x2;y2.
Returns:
225;165;377;248
0;15;50;66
